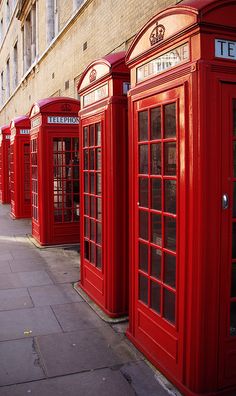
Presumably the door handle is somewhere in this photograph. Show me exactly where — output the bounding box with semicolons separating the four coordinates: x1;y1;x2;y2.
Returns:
222;193;229;210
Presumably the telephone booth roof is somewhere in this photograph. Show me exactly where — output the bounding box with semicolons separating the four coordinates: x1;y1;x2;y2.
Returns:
126;0;236;65
10;115;30;129
29;97;80;118
77;51;127;93
0;124;10;134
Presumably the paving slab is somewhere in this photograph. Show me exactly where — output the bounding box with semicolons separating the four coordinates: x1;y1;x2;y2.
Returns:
0;253;13;261
9;259;46;272
36;326;142;377
0;368;135;396
51;302;108;332
28;284;83;306
0;271;53;289
0;338;45;386
0;306;62;341
0;261;12;274
0;288;33;311
48;268;80;283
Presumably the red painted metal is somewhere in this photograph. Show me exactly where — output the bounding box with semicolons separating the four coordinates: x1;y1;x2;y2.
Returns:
77;52;130;317
29;97;80;246
0;124;11;204
126;0;236;395
10;115;31;219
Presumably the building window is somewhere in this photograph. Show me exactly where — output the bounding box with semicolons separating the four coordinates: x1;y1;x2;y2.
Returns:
73;0;84;11
46;0;58;44
6;58;10;98
13;41;18;89
0;71;4;106
23;5;36;73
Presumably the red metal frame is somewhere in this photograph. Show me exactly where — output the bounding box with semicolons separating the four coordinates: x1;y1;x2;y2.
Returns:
10;116;31;219
126;1;236;395
0;124;11;204
77;52;130;317
29;97;80;246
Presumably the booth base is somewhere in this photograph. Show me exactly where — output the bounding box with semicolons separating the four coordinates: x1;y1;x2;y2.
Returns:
74;282;128;324
28;234;80;251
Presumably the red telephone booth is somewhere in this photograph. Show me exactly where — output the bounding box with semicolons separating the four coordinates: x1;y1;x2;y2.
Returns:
29;97;80;246
126;0;236;395
0;124;11;204
10;116;31;219
77;52;130;317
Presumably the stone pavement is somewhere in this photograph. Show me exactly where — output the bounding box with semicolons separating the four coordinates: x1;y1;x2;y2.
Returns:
0;203;181;396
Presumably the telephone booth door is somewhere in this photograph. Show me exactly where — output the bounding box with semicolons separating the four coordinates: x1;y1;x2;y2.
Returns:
10;116;31;219
219;83;236;389
77;52;129;317
0;125;11;204
29;97;80;246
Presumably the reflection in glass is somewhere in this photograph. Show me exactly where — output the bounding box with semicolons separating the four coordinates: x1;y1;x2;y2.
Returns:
164;254;176;288
138;111;148;141
233;100;236;136
151;107;161;140
151;178;161;211
84;195;89;215
84;217;89;238
96;123;101;146
97;222;102;244
230;302;236;336
84;149;89;170
84;173;88;192
97;246;102;269
84;240;89;260
96;149;102;170
231;263;236;297
151;213;162;246
90;125;95;146
90;150;95;170
90;220;95;241
139;145;148;174
151;247;161;279
139;274;148;305
234;142;236;178
97;198;102;220
164;143;176;175
90;242;95;264
163;289;175;324
234;183;236;218
165;180;176;214
90;173;95;194
83;127;88;147
233;223;236;259
139;210;148;240
151;281;161;313
139;178;148;208
165;217;176;251
151;144;161;175
139;242;148;273
164;103;176;138
97;173;102;195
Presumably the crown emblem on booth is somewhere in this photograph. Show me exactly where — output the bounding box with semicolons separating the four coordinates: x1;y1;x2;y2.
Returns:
149;23;165;46
89;68;97;83
61;103;72;111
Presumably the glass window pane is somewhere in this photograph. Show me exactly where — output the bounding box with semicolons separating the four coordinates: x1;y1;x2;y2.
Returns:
84;195;89;215
151;178;161;211
90;243;95;264
139;210;148;241
233;100;236;136
164;143;176;175
139;242;148;273
84;149;89;170
165;217;176;251
151;213;162;246
234;142;236;178
138;111;148;141
90;174;95;193
96;149;101;170
90;196;96;218
165;180;176;214
139;274;148;305
139;178;148;208
84;217;89;238
84;173;88;192
96;123;101;146
97;198;102;220
163;289;175;324
90;125;95;146
151;144;161;175
164;103;176;138
84;240;89;260
90;150;95;170
90;220;95;241
151;107;161;140
232;223;236;259
231;263;236;297
151;281;161;313
230;302;236;336
151;247;161;279
97;173;102;195
97;222;102;244
164;253;176;288
139;145;148;174
96;246;102;269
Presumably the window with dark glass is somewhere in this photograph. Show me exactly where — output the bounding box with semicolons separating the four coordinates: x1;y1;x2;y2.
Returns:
31;138;38;221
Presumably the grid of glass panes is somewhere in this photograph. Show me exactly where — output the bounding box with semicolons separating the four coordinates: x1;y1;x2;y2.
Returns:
24;143;31;204
83;123;102;269
53;137;79;223
231;99;236;336
31;138;38;221
9;144;14;201
138;103;177;325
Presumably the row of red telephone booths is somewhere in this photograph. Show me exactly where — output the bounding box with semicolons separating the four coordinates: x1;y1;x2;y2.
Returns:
1;1;236;394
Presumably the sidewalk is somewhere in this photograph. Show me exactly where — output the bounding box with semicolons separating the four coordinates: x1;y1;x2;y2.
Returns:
0;203;180;396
